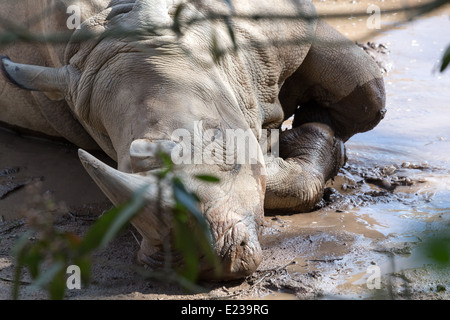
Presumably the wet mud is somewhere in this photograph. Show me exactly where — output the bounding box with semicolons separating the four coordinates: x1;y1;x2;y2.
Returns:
1;0;450;300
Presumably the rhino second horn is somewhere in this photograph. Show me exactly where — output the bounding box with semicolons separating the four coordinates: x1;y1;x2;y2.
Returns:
0;57;69;101
130;139;177;173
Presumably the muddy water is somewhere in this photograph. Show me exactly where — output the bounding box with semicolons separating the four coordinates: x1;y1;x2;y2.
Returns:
343;12;450;297
0;130;112;220
348;11;450;247
260;9;450;299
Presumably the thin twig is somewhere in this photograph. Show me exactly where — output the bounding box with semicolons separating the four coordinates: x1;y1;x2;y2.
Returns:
209;259;296;299
0;220;25;234
130;230;141;246
66;210;99;222
307;257;343;263
0;276;31;285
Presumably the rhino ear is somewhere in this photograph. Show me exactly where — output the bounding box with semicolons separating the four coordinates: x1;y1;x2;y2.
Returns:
133;0;173;28
0;56;70;101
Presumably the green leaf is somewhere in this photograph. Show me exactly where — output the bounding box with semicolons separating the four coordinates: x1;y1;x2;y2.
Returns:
74;256;92;285
172;179;208;232
195;174;221;183
31;260;65;291
158;151;174;170
100;187;148;247
49;272;67;300
11;232;33;300
173;215;200;282
427;237;450;265
12;263;23;300
440;45;450;72
11;231;32;259
78;186;148;255
22;245;45;279
157;152;174;179
172;178;201;216
172;178;221;279
48;264;67;300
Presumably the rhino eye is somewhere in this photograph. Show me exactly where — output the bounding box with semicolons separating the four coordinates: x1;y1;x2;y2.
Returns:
218;163;241;175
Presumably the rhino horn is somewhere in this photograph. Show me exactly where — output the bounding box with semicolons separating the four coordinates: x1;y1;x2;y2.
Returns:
78;149;152;206
78;149;174;245
0;56;71;101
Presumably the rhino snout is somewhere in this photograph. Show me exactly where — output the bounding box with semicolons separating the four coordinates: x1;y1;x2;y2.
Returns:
137;220;263;280
214;221;262;280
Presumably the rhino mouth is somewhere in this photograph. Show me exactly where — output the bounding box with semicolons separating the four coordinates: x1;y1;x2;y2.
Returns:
136;224;262;280
78;148;262;280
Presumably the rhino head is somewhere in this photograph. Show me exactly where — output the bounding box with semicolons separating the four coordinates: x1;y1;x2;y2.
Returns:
0;0;266;279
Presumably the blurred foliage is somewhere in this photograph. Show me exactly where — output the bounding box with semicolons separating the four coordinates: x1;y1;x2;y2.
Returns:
441;45;450;72
421;232;450;267
155;152;221;285
12;185;148;299
12;153;220;299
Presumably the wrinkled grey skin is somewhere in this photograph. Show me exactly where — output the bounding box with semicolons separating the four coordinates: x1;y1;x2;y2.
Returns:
0;0;385;280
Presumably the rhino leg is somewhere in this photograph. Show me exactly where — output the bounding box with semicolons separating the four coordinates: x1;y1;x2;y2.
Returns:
264;122;345;213
282;19;386;138
265;19;386;213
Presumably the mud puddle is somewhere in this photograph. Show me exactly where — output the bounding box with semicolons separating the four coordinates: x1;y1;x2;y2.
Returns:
255;6;450;299
1;1;450;300
0;128;112;221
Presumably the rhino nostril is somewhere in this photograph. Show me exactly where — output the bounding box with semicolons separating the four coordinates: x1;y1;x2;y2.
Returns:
240;238;248;247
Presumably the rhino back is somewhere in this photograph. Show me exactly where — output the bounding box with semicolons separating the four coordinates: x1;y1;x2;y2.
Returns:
1;0;316;147
193;0;317;131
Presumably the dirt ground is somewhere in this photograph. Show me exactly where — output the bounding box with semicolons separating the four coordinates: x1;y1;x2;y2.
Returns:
1;0;449;300
1;150;448;300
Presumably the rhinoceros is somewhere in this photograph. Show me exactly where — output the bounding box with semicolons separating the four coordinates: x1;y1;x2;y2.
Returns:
0;0;385;280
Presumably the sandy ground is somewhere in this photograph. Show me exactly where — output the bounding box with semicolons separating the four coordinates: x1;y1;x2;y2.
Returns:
1;0;450;300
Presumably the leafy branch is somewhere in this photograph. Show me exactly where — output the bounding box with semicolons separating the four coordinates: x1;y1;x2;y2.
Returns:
12;186;148;300
12;153;221;299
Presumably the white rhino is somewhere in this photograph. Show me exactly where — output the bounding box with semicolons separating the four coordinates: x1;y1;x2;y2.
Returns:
0;0;385;280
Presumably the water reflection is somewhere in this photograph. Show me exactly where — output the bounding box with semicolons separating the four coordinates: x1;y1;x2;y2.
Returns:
348;14;450;168
342;13;450;294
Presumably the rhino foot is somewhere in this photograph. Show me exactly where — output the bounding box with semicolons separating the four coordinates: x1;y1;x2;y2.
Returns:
264;122;346;213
